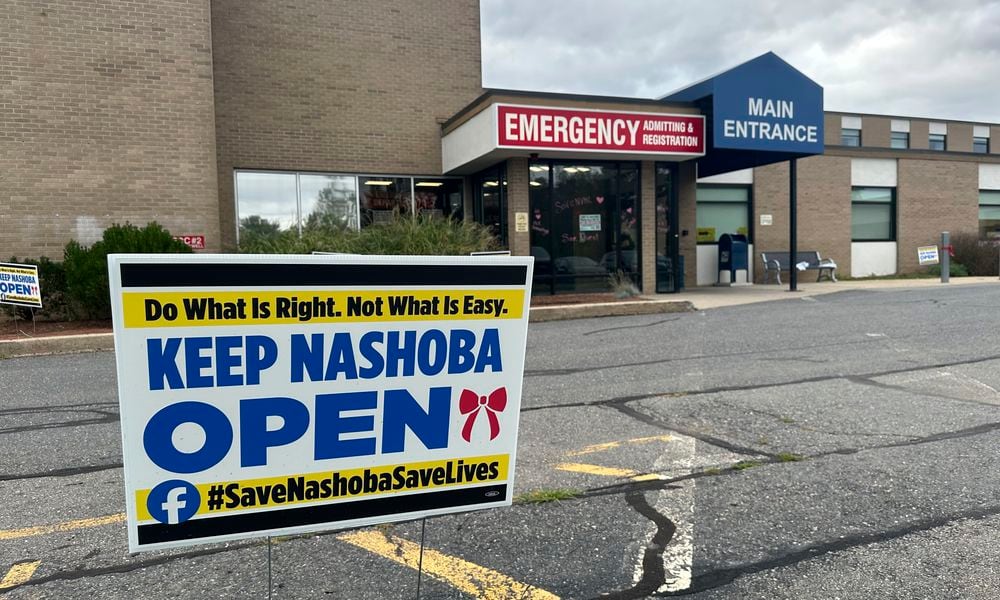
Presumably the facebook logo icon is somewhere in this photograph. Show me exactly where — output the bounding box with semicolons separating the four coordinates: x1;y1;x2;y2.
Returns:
147;480;200;525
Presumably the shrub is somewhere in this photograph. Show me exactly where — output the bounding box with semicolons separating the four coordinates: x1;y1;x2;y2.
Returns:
238;215;500;256
64;222;192;319
928;261;970;278
949;232;999;276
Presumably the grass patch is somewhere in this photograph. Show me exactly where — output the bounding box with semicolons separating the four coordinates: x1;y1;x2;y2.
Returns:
776;452;804;462
702;467;722;476
514;488;579;504
779;416;796;424
731;460;763;472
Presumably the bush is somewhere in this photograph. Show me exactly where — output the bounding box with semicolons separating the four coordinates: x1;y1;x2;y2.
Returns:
3;256;72;322
63;222;192;319
928;261;970;278
238;215;500;256
950;232;999;276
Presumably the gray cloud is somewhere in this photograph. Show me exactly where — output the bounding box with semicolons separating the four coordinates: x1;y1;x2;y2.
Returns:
482;0;1000;122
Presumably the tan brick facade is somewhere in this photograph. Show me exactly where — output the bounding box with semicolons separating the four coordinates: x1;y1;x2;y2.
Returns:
897;159;979;272
506;157;530;257
862;116;891;148
751;156;851;282
211;0;482;248
1;0;219;258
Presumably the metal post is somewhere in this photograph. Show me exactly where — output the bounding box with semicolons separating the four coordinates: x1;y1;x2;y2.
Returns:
789;158;798;292
415;518;427;599
941;231;950;284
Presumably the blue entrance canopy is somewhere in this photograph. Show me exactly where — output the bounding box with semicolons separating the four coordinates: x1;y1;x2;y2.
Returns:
662;52;824;177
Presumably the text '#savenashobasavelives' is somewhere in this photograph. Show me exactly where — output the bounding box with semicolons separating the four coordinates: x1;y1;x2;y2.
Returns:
110;256;533;552
122;289;522;327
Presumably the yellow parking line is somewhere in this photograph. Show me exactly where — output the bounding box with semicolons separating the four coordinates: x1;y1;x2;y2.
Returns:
339;530;559;600
0;513;126;542
555;462;663;482
0;561;41;589
566;435;672;457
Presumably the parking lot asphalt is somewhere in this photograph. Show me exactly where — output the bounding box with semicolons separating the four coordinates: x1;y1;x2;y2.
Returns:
3;282;1000;598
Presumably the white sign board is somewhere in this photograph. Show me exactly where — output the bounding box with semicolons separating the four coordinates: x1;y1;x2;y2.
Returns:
579;214;602;232
108;254;533;552
917;245;940;266
759;214;773;226
0;263;42;308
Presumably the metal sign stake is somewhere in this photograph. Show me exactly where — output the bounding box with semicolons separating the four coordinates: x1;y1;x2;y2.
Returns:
267;535;273;600
415;518;427;599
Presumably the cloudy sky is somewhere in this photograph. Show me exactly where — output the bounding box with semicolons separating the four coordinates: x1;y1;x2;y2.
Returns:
481;0;1000;123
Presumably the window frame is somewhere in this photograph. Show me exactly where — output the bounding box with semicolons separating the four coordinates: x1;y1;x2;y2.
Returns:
973;137;990;154
978;189;1000;240
890;131;909;149
841;128;862;147
928;133;947;151
851;186;896;242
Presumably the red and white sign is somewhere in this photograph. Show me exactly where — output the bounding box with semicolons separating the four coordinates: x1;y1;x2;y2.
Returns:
497;104;704;156
173;235;206;250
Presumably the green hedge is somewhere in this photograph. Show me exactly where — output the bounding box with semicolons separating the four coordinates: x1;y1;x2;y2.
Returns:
238;215;500;256
62;222;192;319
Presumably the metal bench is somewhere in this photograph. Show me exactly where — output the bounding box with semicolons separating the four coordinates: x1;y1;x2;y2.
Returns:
760;251;838;284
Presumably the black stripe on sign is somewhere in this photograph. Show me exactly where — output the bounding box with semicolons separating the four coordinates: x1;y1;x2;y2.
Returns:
119;263;526;288
136;484;507;546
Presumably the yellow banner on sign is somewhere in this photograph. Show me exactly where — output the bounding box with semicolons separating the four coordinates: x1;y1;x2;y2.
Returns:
135;454;509;521
121;289;524;328
696;227;716;243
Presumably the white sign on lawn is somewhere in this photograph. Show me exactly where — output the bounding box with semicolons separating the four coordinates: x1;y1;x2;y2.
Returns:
108;254;533;552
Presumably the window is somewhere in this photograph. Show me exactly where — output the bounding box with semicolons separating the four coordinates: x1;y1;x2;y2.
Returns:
415;179;464;220
890;131;909;149
300;174;359;231
841;128;861;147
474;165;508;248
929;134;946;151
851;187;895;241
696;185;751;244
234;170;462;244
979;190;1000;240
974;137;990;154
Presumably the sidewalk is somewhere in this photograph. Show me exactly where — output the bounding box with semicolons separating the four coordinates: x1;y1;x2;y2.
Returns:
2;277;997;359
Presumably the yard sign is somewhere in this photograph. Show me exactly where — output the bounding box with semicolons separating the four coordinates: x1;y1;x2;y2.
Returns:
108;254;533;552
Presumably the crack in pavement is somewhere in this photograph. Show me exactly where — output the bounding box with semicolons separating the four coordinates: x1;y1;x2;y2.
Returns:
0;410;121;435
0;542;256;592
521;352;1000;414
847;374;1000;409
581;317;682;337
0;401;118;416
595;491;677;600
611;402;777;459
1;462;123;482
523;337;887;377
659;503;1000;596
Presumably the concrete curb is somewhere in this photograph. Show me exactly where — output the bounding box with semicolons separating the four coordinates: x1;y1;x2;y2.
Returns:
529;300;695;323
0;333;114;360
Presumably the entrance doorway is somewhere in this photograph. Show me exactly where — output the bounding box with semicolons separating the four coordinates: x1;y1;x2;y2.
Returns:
528;161;639;294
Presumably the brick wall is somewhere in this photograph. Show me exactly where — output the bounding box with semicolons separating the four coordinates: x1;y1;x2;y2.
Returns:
506;157;530;256
212;0;483;248
752;155;851;281
897;159;978;272
1;0;220;258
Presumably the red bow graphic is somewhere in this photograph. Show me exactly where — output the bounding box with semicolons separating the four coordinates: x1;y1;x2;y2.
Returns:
459;387;507;442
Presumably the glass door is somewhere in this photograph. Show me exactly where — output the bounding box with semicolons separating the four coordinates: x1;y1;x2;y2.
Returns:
529;160;640;294
655;164;679;292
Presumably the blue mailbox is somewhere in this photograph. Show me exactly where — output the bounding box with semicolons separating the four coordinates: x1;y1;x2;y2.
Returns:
717;233;749;285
